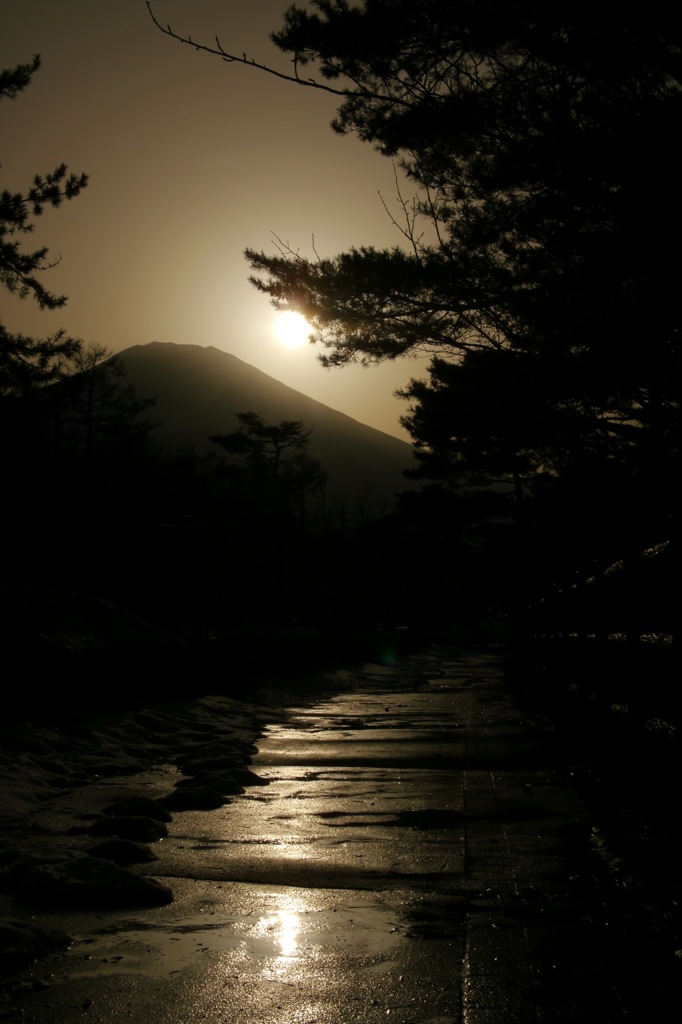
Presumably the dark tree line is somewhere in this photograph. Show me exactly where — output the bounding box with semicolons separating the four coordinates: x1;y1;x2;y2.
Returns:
210;411;326;530
0;57;161;598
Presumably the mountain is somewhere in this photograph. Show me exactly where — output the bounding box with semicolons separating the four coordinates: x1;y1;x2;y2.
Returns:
115;342;417;503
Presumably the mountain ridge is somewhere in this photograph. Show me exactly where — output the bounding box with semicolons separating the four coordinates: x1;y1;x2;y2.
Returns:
116;341;417;503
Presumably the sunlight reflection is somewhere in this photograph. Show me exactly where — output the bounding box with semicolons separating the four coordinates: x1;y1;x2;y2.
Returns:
254;909;302;960
276;911;300;957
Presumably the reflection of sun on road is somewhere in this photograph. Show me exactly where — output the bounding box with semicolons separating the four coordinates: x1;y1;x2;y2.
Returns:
276;911;301;957
252;906;306;981
254;910;301;958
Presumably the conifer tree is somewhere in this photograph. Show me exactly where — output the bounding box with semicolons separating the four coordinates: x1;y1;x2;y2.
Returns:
0;55;88;396
211;412;327;527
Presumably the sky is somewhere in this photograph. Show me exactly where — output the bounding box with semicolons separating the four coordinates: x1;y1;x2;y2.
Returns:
1;0;431;440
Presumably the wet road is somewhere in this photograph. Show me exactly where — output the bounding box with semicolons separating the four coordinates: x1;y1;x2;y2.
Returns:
2;649;677;1022
151;665;467;894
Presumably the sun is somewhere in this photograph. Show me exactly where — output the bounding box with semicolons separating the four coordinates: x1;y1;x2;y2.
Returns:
274;311;311;348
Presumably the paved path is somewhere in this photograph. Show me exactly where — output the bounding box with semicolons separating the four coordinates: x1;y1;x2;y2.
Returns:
2;649;679;1022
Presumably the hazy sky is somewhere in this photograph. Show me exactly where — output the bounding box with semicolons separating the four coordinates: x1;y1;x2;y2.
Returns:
1;0;431;439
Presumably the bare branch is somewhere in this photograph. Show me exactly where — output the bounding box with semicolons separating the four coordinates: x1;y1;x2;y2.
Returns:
146;2;354;99
378;164;428;261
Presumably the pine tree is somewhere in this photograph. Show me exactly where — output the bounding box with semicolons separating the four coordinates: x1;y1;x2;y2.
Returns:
211;412;327;527
248;2;680;552
49;345;157;486
0;55;88;396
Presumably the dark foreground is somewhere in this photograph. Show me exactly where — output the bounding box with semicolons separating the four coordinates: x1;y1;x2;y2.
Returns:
1;649;680;1022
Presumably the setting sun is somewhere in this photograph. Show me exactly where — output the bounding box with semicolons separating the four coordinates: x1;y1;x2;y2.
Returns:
274;311;311;348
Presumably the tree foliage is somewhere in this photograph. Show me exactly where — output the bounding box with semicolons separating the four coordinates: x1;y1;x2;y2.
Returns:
149;1;681;403
211;411;313;472
50;345;157;483
241;1;680;555
211;412;327;527
246;4;679;357
0;55;88;394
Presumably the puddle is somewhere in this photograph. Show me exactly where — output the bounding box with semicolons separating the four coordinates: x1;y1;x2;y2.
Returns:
64;900;403;980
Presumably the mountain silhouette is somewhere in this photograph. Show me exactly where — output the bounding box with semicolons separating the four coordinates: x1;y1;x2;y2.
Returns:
115;342;417;503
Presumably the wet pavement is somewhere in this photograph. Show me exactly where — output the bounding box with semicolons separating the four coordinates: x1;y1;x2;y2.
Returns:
1;648;679;1022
